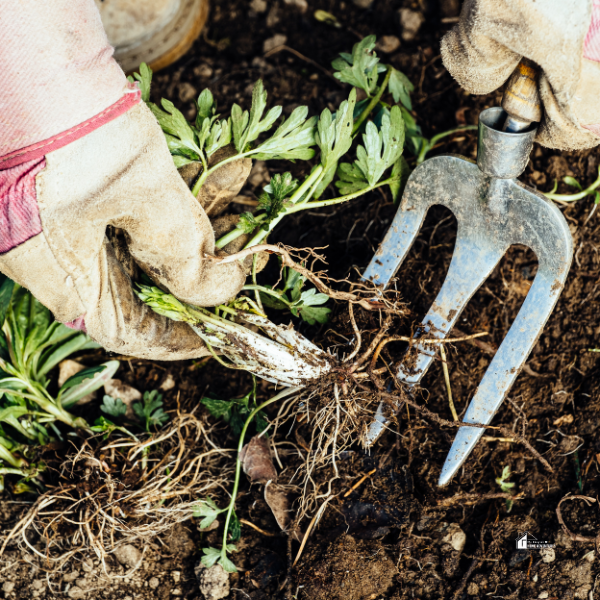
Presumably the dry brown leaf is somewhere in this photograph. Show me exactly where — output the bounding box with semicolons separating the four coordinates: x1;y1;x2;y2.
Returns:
240;436;277;484
264;482;301;540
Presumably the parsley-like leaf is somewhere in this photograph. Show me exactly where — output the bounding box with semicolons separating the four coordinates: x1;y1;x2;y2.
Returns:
231;80;282;152
236;212;262;234
388;67;414;110
100;395;127;420
128;62;152;103
332;35;380;96
132;390;169;432
316;89;356;169
193;497;222;530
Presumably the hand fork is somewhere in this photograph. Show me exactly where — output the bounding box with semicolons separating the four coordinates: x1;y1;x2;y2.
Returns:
362;60;573;486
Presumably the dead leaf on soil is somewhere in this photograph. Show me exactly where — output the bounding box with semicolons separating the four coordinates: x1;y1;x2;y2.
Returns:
265;482;301;541
241;435;277;484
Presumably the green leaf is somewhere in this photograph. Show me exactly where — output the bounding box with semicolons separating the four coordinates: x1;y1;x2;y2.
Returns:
332;35;380;96
133;390;169;431
36;331;99;378
204;119;232;156
355;105;404;186
100;395;127;420
316;89;356;169
228;509;241;542
283;266;304;295
193;497;222;530
253;107;317;161
232;80;282;153
60;361;120;409
335;162;369;196
173;155;198;168
388;67;414;110
201;397;232;422
196;88;215;125
563;176;582;190
236;212;262;234
298;305;331;325
264;172;299;201
200;547;221;569
388;155;410;204
259;293;289;310
298;288;329;307
219;554;238;573
130;63;153;102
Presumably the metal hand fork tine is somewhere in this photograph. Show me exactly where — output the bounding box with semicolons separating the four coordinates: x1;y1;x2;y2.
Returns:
364;228;506;446
362;60;573;485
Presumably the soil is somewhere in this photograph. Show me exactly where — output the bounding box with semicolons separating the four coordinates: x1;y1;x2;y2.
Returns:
2;1;600;599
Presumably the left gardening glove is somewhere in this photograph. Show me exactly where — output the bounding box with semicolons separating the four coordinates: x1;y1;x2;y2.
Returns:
0;0;250;360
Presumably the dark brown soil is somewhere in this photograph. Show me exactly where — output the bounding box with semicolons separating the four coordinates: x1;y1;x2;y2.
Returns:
2;1;600;599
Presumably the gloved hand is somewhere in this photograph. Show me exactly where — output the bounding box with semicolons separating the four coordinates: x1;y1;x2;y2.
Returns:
0;0;250;360
441;0;600;150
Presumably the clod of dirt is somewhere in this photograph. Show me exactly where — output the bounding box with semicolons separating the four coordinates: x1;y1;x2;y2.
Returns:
263;34;287;54
376;35;401;54
160;373;176;391
398;8;425;42
283;0;308;13
58;360;97;404
113;544;142;568
165;523;195;558
540;547;556;563
241;435;277;483
440;523;466;552
352;0;375;9
249;0;267;12
438;523;466;578
178;82;198;103
298;534;395;600
195;563;230;600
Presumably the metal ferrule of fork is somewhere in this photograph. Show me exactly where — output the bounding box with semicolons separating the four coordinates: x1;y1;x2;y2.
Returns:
362;106;573;486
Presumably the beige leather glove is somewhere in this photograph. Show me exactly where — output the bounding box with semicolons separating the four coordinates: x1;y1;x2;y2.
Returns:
0;100;250;361
1;0;251;361
441;0;600;150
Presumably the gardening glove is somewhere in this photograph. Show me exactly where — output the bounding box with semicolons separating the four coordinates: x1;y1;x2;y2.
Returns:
441;0;600;150
0;0;250;361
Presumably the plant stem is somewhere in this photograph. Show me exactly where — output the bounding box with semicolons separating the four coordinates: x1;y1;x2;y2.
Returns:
244;165;325;248
220;386;301;564
352;66;392;136
416;125;478;165
545;173;600;202
286;176;398;212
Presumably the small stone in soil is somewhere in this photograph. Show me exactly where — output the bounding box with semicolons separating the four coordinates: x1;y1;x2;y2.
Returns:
114;544;142;569
178;82;198;103
250;0;267;12
398;8;425;42
263;34;287;54
376;35;401;53
149;577;160;590
193;64;214;79
195;563;230;600
283;0;308;12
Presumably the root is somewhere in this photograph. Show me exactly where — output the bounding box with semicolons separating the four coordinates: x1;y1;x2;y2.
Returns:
0;412;234;576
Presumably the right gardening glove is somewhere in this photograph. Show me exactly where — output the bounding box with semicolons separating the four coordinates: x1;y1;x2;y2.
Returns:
441;0;600;150
0;0;250;361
